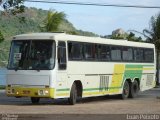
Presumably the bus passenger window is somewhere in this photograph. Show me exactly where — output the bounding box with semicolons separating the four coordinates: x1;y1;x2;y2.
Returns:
99;45;110;61
58;41;66;70
134;48;144;62
84;43;95;60
122;47;133;61
144;49;154;63
111;46;122;61
68;42;83;60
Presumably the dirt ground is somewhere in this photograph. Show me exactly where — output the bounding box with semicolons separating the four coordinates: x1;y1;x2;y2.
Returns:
0;88;160;120
0;88;160;114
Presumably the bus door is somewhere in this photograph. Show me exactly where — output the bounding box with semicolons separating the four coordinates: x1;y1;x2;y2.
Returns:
57;41;68;89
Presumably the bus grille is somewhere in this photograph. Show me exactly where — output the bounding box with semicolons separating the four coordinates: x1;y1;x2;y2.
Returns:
146;74;153;86
99;76;109;91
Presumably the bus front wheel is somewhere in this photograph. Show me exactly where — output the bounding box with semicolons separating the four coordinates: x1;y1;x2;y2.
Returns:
31;97;40;104
68;83;77;105
121;81;130;99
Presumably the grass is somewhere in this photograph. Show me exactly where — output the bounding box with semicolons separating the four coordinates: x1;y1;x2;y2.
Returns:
0;85;5;89
0;40;10;67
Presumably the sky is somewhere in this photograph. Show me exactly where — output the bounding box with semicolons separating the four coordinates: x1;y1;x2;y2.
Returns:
24;0;160;36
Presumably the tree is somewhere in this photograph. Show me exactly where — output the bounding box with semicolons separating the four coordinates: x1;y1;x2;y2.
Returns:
105;30;143;42
110;34;124;39
0;30;4;43
127;32;135;40
0;0;25;15
127;32;143;42
40;10;66;32
143;13;160;86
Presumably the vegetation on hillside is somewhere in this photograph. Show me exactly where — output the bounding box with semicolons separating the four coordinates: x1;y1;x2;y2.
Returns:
0;8;45;38
0;85;5;89
0;40;10;67
0;30;4;43
0;7;97;38
0;7;97;67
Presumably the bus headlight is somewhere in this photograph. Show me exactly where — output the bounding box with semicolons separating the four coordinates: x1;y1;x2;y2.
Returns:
45;90;49;94
38;90;49;96
38;90;44;95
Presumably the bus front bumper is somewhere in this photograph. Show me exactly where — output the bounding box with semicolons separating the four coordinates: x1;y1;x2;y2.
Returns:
6;86;55;98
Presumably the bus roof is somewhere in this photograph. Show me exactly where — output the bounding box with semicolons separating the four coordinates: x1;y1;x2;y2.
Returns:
13;33;155;48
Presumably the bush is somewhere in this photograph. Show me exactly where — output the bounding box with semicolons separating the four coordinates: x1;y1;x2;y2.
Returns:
0;31;4;43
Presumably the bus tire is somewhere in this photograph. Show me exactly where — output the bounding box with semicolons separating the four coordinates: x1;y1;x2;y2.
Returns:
129;80;139;98
31;97;40;104
121;81;130;99
68;83;77;105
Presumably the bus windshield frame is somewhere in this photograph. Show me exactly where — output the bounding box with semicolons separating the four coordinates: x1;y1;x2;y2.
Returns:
8;40;56;70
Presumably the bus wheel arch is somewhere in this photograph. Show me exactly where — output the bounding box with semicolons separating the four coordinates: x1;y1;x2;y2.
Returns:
129;78;140;98
134;78;140;89
74;80;83;98
68;80;83;105
126;78;132;86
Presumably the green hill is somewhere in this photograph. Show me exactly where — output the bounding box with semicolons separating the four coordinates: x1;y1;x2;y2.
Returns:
0;7;97;38
0;7;98;67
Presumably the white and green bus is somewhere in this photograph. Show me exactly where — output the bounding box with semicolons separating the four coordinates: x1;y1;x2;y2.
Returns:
6;33;156;105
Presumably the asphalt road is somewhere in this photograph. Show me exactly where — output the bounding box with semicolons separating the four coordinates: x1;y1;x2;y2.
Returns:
0;88;160;120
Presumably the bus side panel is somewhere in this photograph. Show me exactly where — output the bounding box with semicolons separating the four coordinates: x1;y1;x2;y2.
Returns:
67;62;123;98
140;66;156;91
55;71;70;98
54;62;155;99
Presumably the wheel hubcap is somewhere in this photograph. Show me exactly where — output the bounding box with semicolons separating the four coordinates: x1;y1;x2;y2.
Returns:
124;89;129;95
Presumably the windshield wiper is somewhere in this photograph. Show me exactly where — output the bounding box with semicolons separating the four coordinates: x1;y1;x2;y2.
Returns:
36;64;40;72
36;68;40;72
14;67;19;71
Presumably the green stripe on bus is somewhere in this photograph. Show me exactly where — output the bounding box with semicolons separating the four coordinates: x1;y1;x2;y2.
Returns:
83;88;99;91
56;88;70;91
143;65;154;67
125;65;143;68
83;87;122;91
125;64;154;68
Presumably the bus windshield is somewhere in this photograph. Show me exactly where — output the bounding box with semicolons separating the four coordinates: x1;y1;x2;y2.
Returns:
8;40;55;70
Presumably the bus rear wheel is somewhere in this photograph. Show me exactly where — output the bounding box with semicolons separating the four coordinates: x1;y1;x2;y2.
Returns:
68;83;77;105
121;81;130;99
129;80;139;98
31;97;40;104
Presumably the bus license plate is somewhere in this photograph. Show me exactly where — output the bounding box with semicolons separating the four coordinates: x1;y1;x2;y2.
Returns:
23;90;30;94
